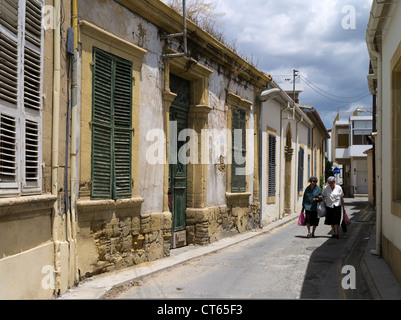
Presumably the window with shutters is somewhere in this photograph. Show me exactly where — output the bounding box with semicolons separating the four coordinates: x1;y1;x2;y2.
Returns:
231;106;247;193
267;132;276;199
91;48;133;200
0;0;43;196
298;146;305;192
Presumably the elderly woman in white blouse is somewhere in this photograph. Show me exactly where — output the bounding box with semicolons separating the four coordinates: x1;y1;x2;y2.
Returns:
322;176;346;239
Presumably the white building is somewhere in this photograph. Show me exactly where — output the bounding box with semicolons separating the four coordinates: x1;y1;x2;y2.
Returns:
258;79;328;225
331;111;373;197
366;0;401;285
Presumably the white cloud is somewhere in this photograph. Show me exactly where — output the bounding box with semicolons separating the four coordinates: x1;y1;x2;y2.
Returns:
214;0;373;128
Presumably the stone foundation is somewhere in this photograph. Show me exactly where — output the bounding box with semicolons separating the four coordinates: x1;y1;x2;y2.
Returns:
186;195;260;246
76;197;171;279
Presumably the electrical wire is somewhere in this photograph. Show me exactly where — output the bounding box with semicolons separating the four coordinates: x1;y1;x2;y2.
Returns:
300;74;369;101
298;74;370;104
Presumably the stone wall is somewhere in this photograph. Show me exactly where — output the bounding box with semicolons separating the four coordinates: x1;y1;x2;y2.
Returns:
186;198;260;246
76;198;171;279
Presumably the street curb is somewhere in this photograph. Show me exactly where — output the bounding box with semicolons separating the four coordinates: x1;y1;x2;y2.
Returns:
58;212;299;299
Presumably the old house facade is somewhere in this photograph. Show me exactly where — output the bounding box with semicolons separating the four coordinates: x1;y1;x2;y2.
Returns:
74;0;271;281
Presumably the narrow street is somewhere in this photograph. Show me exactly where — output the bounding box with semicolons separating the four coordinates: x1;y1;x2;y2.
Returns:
109;198;375;299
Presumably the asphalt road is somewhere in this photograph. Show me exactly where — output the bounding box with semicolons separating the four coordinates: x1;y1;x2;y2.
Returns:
114;198;375;300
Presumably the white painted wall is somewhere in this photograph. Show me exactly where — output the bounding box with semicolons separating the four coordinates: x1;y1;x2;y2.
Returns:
260;99;310;225
381;0;401;251
261;98;282;224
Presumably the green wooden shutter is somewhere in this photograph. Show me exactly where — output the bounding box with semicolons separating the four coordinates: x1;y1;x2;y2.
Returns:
231;107;246;193
113;58;132;199
92;49;113;199
91;48;132;200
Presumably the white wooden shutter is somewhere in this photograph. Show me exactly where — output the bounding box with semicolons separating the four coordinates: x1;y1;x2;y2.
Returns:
21;0;43;193
0;113;18;192
0;0;43;196
0;0;20;194
23;0;42;111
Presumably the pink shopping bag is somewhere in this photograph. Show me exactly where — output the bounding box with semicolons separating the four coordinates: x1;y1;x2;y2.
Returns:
298;212;305;226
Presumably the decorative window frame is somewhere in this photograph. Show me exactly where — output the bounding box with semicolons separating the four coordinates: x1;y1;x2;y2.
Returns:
78;20;146;200
226;92;252;196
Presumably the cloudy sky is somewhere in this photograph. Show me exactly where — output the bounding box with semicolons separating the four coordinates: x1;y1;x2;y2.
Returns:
211;0;374;129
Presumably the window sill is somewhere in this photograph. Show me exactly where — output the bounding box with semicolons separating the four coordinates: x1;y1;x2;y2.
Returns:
0;194;57;220
226;192;251;207
77;196;145;213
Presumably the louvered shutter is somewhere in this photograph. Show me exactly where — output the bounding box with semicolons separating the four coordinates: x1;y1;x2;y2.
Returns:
91;49;113;199
0;0;18;187
298;147;304;191
0;0;43;195
268;133;276;197
22;0;43;191
24;119;39;187
113;58;132;199
231;107;246;193
0;113;17;186
0;0;19;105
24;0;42;111
91;48;132;200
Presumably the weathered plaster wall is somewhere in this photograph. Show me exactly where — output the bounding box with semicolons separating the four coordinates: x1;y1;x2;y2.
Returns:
261;98;282;224
75;0;262;278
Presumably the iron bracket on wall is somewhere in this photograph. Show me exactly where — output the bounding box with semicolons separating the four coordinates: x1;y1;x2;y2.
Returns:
162;0;188;59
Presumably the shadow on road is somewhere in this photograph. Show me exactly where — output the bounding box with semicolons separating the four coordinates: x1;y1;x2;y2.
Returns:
299;199;375;299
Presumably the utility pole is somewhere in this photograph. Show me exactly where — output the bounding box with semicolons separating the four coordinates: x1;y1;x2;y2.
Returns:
293;69;299;108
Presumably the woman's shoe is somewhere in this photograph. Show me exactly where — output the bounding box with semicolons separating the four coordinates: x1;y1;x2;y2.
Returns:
307;233;311;238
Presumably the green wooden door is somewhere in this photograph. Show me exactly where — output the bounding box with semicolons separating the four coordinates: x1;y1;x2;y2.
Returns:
169;74;190;232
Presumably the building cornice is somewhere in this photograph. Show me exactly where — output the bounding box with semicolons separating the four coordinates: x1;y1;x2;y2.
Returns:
115;0;271;88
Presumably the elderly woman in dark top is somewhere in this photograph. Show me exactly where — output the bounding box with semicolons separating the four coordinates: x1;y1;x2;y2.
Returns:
301;176;323;238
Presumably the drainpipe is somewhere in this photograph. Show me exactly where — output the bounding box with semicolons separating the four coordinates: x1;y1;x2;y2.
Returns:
368;42;382;256
70;0;79;284
258;96;263;228
52;0;61;292
52;0;60;205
